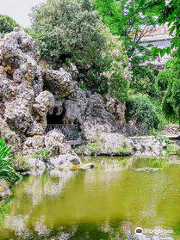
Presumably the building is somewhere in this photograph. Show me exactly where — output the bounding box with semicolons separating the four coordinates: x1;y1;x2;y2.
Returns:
140;25;174;69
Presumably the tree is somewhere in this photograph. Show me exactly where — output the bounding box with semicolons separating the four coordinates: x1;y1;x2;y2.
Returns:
31;0;105;68
137;0;180;123
31;0;131;100
0;15;19;35
95;0;156;69
156;58;180;123
137;0;180;57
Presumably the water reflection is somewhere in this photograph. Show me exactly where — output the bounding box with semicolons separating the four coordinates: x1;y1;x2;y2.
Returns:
0;157;180;239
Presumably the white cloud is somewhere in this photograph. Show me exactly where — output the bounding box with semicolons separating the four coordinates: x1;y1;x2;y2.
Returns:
0;0;46;27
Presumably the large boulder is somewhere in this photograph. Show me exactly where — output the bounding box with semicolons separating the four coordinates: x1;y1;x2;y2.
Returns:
43;69;75;99
5;100;33;133
75;132;133;156
23;130;71;156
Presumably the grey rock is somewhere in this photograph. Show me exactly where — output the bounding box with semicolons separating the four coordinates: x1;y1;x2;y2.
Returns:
0;179;11;199
25;158;46;170
44;69;75;99
80;163;95;169
49;154;81;168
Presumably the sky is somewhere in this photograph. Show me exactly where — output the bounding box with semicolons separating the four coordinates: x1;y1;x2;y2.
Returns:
0;0;46;27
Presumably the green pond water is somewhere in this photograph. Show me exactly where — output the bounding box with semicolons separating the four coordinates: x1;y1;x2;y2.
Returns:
0;156;180;240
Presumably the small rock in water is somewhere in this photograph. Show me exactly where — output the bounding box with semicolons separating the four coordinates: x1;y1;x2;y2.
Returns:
80;163;95;170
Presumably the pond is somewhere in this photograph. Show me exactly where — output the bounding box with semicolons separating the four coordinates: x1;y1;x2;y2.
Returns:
0;156;180;240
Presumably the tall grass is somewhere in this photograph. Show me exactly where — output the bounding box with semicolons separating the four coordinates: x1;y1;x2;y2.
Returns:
0;137;21;185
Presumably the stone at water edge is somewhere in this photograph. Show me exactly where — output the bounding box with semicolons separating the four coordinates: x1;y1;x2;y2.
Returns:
80;163;95;170
25;158;46;170
0;179;11;199
49;153;81;169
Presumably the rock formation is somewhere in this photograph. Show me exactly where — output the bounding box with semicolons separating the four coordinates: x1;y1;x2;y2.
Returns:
0;28;129;157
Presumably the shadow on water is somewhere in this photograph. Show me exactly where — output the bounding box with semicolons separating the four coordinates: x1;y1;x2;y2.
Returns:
0;156;180;239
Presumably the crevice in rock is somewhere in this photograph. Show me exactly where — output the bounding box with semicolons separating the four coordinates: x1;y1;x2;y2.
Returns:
46;106;82;141
47;106;65;125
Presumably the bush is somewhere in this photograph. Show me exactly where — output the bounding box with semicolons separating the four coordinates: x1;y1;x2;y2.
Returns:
126;94;162;135
155;58;180;123
155;70;178;94
0;137;21;185
162;78;180;123
130;66;158;97
0;15;19;35
31;0;131;100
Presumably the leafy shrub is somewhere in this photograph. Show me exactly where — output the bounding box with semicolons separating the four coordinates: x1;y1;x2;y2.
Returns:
0;15;19;35
31;0;131;100
126;94;162;135
155;58;180;123
0;137;21;185
162;78;180;123
155;70;178;94
130;66;158;96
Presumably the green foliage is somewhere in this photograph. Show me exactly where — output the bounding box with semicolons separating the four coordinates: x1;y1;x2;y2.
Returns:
95;0;156;68
162;78;180;123
31;0;130;100
96;29;131;99
31;0;104;68
155;59;180;123
130;66;158;96
155;70;177;94
137;0;180;58
118;145;131;155
126;94;162;135
34;149;51;162
88;143;100;154
0;14;19;35
0;137;21;185
166;143;180;156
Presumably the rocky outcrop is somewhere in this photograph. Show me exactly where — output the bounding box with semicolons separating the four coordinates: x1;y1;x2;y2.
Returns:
0;28;56;154
106;97;126;125
0;28;168;159
0;28;126;157
23;130;71;155
130;136;167;157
